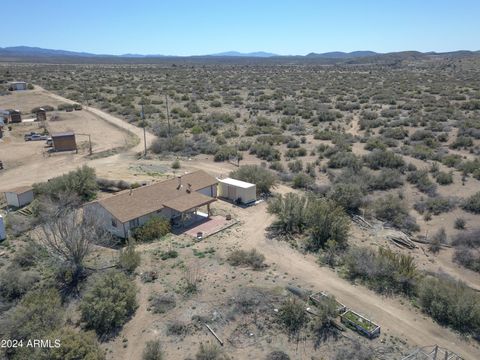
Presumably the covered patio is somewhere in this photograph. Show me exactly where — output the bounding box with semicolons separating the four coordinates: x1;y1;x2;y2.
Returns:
163;192;217;228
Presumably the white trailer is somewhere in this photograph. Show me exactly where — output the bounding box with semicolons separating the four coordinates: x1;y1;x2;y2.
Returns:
217;178;256;204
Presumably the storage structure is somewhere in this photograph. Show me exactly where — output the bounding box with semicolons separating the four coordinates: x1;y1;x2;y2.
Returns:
9;81;27;91
36;108;47;122
217;178;256;204
340;310;381;339
51;132;77;152
0;109;22;123
310;291;347;315
4;186;34;208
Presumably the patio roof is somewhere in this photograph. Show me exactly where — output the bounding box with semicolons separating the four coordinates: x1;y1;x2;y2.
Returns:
163;192;216;213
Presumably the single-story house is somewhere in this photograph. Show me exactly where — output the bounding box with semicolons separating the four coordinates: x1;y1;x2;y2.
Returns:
85;170;218;238
4;186;34;208
217;178;256;204
51;132;77;152
9;81;27;91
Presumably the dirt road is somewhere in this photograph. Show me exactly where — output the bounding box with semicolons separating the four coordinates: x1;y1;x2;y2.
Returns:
234;201;480;359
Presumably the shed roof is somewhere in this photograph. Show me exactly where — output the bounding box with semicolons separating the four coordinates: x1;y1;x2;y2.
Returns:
52;132;75;138
218;177;255;189
3;186;33;195
163;192;216;213
91;170;218;223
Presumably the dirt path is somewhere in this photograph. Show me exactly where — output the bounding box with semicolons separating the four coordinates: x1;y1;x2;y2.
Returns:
234;202;480;359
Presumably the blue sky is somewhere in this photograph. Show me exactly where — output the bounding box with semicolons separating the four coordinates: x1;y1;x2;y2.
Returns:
2;0;478;55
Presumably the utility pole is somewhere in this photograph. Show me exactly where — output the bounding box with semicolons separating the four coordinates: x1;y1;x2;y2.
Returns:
141;104;147;157
165;93;171;138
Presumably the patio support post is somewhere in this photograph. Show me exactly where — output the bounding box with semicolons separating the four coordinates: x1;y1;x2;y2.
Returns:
207;203;211;217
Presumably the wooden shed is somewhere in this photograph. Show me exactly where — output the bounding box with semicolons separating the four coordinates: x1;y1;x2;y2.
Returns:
4;186;34;208
52;132;77;152
36;108;47;122
1;109;22;123
217;178;256;204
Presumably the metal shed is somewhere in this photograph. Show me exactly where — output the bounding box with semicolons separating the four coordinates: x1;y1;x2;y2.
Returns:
217;178;256;204
4;186;34;208
51;132;77;152
9;81;27;91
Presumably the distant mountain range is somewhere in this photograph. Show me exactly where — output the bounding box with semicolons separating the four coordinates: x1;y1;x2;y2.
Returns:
0;46;479;63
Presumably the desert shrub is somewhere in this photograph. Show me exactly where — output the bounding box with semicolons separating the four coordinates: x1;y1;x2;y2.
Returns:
0;265;40;301
267;193;308;234
214;146;240;162
442;154;463;168
344;247;418;296
118;240;141;274
96;178;131;191
195;342;229;360
327;183;364;212
150;135;185;154
166;320;188;336
413;196;456;215
227;249;266;270
454;217;466;230
334;341;374;360
249;143;281;161
435;171;453;185
2;288;63;343
364;150;404;170
368;169;404;190
80;270;137;335
429;228;447;254
5;213;36;237
327;151;362;170
171;159;181;169
36;328;105;360
305;198;350;251
230;165;277;195
265;351;290;360
373;194;419;232
133;217;171;242
452;229;480;272
292;173;315;189
450;135;473;149
407;170;437;196
12;242;39;268
462;191;480;214
288;159;303;173
278;298;307;335
143;340;163;360
33;165;98;201
418;275;480;335
149;293;176;314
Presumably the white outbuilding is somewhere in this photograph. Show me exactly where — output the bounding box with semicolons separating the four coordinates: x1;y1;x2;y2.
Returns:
4;186;34;208
217;178;256;204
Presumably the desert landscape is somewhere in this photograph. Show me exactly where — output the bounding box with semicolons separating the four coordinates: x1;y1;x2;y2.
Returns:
0;50;480;360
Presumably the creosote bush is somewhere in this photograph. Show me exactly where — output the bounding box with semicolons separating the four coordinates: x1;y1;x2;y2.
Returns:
230;165;277;195
133;217;171;242
227;249;266;270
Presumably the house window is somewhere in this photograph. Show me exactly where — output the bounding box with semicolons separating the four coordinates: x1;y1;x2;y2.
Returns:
111;218;117;228
129;218;140;228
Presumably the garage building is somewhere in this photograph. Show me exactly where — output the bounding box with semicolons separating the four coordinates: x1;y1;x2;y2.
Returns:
217;178;256;204
4;186;34;208
52;132;77;152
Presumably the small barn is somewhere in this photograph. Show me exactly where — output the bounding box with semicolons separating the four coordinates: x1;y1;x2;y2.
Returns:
217;178;256;204
4;186;34;208
1;109;22;123
36;108;47;122
9;81;27;91
51;132;77;152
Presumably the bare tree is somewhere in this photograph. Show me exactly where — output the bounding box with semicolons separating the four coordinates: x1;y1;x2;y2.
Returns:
36;209;113;290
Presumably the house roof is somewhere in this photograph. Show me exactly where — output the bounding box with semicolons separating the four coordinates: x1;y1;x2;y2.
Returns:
91;170;218;223
218;177;255;189
4;186;33;195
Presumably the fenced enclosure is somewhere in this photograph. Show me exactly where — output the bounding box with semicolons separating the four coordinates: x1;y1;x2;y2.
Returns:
401;345;463;360
340;309;381;339
309;291;347;315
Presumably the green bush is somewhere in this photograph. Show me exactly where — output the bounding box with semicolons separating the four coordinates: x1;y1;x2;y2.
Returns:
267;193;309;234
278;298;307;335
373;194;419;233
33;165;98;201
328;183;364;212
418;276;480;335
80;271;137;335
0;265;40;301
230;165;277;195
435;171;453;185
118;240;141;274
364;150;404;170
292;173;315;189
195;343;229;360
37;328;105;360
133;217;171;242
